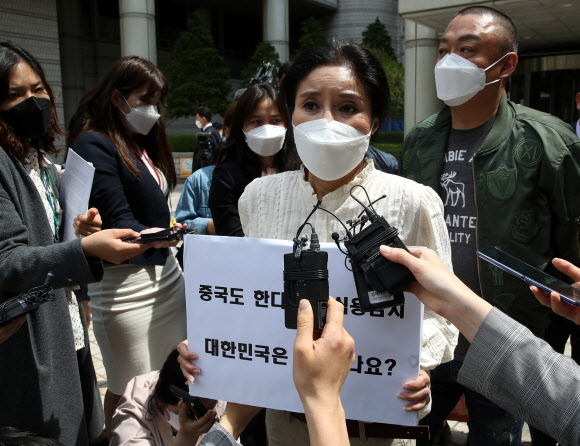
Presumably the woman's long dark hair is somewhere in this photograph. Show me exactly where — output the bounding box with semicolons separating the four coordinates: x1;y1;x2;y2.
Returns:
146;349;184;418
217;85;299;176
0;41;63;161
68;56;176;189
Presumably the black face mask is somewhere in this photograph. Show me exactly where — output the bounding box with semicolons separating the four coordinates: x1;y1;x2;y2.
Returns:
1;96;52;139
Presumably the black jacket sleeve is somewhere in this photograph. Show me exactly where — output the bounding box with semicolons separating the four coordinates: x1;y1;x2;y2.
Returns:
208;162;254;237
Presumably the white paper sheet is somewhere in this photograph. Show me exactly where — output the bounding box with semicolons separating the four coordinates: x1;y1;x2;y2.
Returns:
59;148;95;242
184;235;424;426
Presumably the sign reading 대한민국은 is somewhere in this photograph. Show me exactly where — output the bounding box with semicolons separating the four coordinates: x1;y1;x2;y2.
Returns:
183;235;424;426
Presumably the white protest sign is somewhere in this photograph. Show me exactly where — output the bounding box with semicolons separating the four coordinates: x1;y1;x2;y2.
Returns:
184;235;423;426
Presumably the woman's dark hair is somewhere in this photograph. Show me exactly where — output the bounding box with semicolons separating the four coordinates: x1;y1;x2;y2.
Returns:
0;41;63;161
68;56;176;189
281;39;390;128
147;349;184;417
223;101;237;129
217;84;299;175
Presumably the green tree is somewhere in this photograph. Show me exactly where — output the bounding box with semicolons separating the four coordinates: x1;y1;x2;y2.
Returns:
368;48;404;119
362;17;395;60
241;41;280;82
166;11;231;118
295;16;325;58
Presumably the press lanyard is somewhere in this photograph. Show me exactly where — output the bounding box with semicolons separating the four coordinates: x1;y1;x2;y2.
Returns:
39;169;60;243
128;143;176;226
128;143;162;187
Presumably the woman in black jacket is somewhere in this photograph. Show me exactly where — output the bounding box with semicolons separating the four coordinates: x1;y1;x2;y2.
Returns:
70;56;186;437
208;85;299;236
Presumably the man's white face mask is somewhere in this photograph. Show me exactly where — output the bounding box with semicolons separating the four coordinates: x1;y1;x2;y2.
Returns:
434;52;509;107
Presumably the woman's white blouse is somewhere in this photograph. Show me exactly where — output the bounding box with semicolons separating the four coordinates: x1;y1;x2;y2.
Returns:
239;160;458;370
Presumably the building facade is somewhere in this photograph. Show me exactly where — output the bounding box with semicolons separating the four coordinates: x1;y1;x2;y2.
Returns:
2;0;577;148
0;0;404;145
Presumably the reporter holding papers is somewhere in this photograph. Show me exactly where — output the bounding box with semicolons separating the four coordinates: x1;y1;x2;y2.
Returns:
381;246;580;445
0;41;155;445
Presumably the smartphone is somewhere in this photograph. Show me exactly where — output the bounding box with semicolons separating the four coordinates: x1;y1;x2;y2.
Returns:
122;227;195;244
168;384;208;420
477;247;580;306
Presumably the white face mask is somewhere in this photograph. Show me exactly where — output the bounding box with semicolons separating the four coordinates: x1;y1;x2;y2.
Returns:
167;410;180;431
293;118;371;181
195;119;202;129
244;124;286;156
434;53;509;107
122;96;160;135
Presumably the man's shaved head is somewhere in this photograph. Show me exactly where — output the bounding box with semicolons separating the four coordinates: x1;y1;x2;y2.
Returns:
457;6;518;55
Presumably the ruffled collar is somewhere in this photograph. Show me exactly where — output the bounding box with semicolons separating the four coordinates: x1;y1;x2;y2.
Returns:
298;158;376;206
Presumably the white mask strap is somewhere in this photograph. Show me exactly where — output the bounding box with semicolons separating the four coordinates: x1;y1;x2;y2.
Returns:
484;53;509;72
483;53;510;86
121;94;133;116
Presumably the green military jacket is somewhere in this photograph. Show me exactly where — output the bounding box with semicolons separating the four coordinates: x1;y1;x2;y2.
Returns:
401;93;580;336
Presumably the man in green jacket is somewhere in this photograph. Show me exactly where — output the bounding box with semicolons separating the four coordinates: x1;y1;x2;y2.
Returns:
401;6;580;446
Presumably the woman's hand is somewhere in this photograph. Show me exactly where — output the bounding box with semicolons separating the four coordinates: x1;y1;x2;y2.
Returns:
80;228;154;264
530;258;580;325
0;316;26;345
293;297;353;446
207;220;216;235
173;401;218;446
293;297;355;410
398;369;430;411
380;246;492;342
177;339;201;383
74;208;102;237
379;245;473;318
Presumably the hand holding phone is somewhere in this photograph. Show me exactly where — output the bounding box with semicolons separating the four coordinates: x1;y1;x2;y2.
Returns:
529;257;580;325
477;247;580;307
169;384;209;420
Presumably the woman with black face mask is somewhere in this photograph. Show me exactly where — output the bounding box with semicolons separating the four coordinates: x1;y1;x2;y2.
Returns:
0;41;155;445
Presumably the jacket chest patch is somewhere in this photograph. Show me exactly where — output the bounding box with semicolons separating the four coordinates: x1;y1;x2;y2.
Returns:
515;139;543;167
486;166;517;200
510;209;539;242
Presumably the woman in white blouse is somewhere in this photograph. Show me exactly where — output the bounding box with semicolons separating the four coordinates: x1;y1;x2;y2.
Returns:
238;39;458;446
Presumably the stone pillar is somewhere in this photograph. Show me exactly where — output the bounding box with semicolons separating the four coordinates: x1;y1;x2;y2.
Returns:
57;0;84;127
404;20;440;135
119;0;157;65
263;0;289;63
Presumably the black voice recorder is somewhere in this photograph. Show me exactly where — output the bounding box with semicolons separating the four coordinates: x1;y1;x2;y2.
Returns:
344;215;412;311
339;185;415;312
0;272;55;325
283;218;329;330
